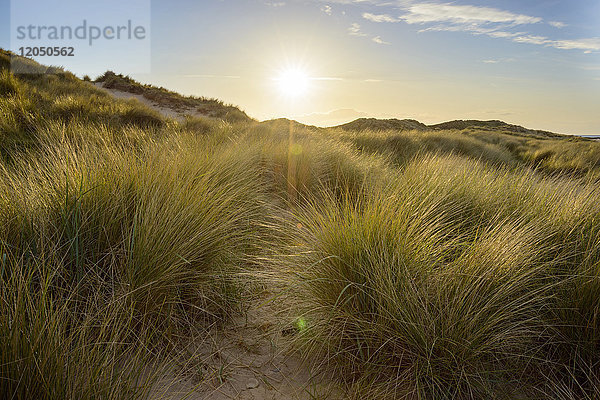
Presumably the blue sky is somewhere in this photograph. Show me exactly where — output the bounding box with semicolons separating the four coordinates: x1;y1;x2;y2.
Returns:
1;0;599;134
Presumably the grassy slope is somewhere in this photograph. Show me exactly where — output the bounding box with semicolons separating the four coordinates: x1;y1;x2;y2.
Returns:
329;124;600;179
2;49;600;399
336;116;562;137
95;71;252;123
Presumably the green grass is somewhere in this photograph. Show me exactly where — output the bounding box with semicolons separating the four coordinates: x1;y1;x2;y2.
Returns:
2;49;600;399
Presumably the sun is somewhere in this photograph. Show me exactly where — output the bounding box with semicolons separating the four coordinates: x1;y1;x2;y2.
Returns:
275;67;310;98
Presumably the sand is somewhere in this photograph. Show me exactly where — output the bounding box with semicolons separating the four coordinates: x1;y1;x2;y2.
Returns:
93;82;213;121
151;293;344;400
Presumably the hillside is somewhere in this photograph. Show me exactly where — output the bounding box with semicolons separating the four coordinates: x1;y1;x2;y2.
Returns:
336;118;428;132
95;71;252;123
2;49;600;400
429;119;562;137
336;116;562;138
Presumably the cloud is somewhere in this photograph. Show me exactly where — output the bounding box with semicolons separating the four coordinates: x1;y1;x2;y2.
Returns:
549;21;566;28
550;38;600;51
321;5;332;15
349;20;390;45
419;24;495;34
348;23;367;36
182;74;241;79
311;76;344;81
362;12;400;23
372;36;391;45
316;0;390;4
326;0;598;53
512;35;548;45
495;35;600;51
580;65;600;71
294;108;369;127
264;1;285;6
417;24;600;52
486;30;520;39
400;3;541;25
482;57;515;64
482;109;514;116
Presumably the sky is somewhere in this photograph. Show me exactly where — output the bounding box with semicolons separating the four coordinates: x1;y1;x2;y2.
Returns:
1;0;600;134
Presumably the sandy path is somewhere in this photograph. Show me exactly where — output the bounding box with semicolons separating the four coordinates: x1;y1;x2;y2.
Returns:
93;82;343;398
94;82;212;121
154;291;343;400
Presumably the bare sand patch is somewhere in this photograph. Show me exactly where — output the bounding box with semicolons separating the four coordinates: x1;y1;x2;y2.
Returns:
151;291;344;400
94;82;212;121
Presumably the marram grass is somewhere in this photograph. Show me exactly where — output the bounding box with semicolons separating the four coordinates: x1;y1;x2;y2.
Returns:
273;154;600;399
2;53;600;398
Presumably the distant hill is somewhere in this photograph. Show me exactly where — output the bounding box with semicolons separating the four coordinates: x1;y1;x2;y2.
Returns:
334;117;562;138
337;118;428;132
429;120;561;138
259;118;321;131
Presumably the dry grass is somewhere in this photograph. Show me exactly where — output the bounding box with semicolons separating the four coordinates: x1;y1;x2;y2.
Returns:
2;49;600;399
95;71;252;123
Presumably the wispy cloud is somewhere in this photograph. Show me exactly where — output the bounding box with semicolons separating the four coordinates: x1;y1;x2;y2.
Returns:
551;38;600;51
321;5;332;15
503;35;600;51
311;76;344;81
549;21;566;28
486;30;520;39
482;57;515;64
482;109;515;116
363;12;400;23
512;35;548;45
336;0;598;53
580;65;600;71
183;74;241;79
417;22;600;52
372;36;390;45
294;108;369;127
399;3;541;25
329;0;600;53
349;20;391;45
348;23;367;37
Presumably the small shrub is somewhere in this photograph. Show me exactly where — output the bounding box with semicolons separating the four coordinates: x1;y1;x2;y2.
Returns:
120;106;165;128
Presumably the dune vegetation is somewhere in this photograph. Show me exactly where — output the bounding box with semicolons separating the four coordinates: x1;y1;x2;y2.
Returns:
1;49;600;399
95;71;252;123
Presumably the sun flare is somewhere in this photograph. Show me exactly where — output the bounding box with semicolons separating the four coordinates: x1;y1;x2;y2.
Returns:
275;68;310;98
